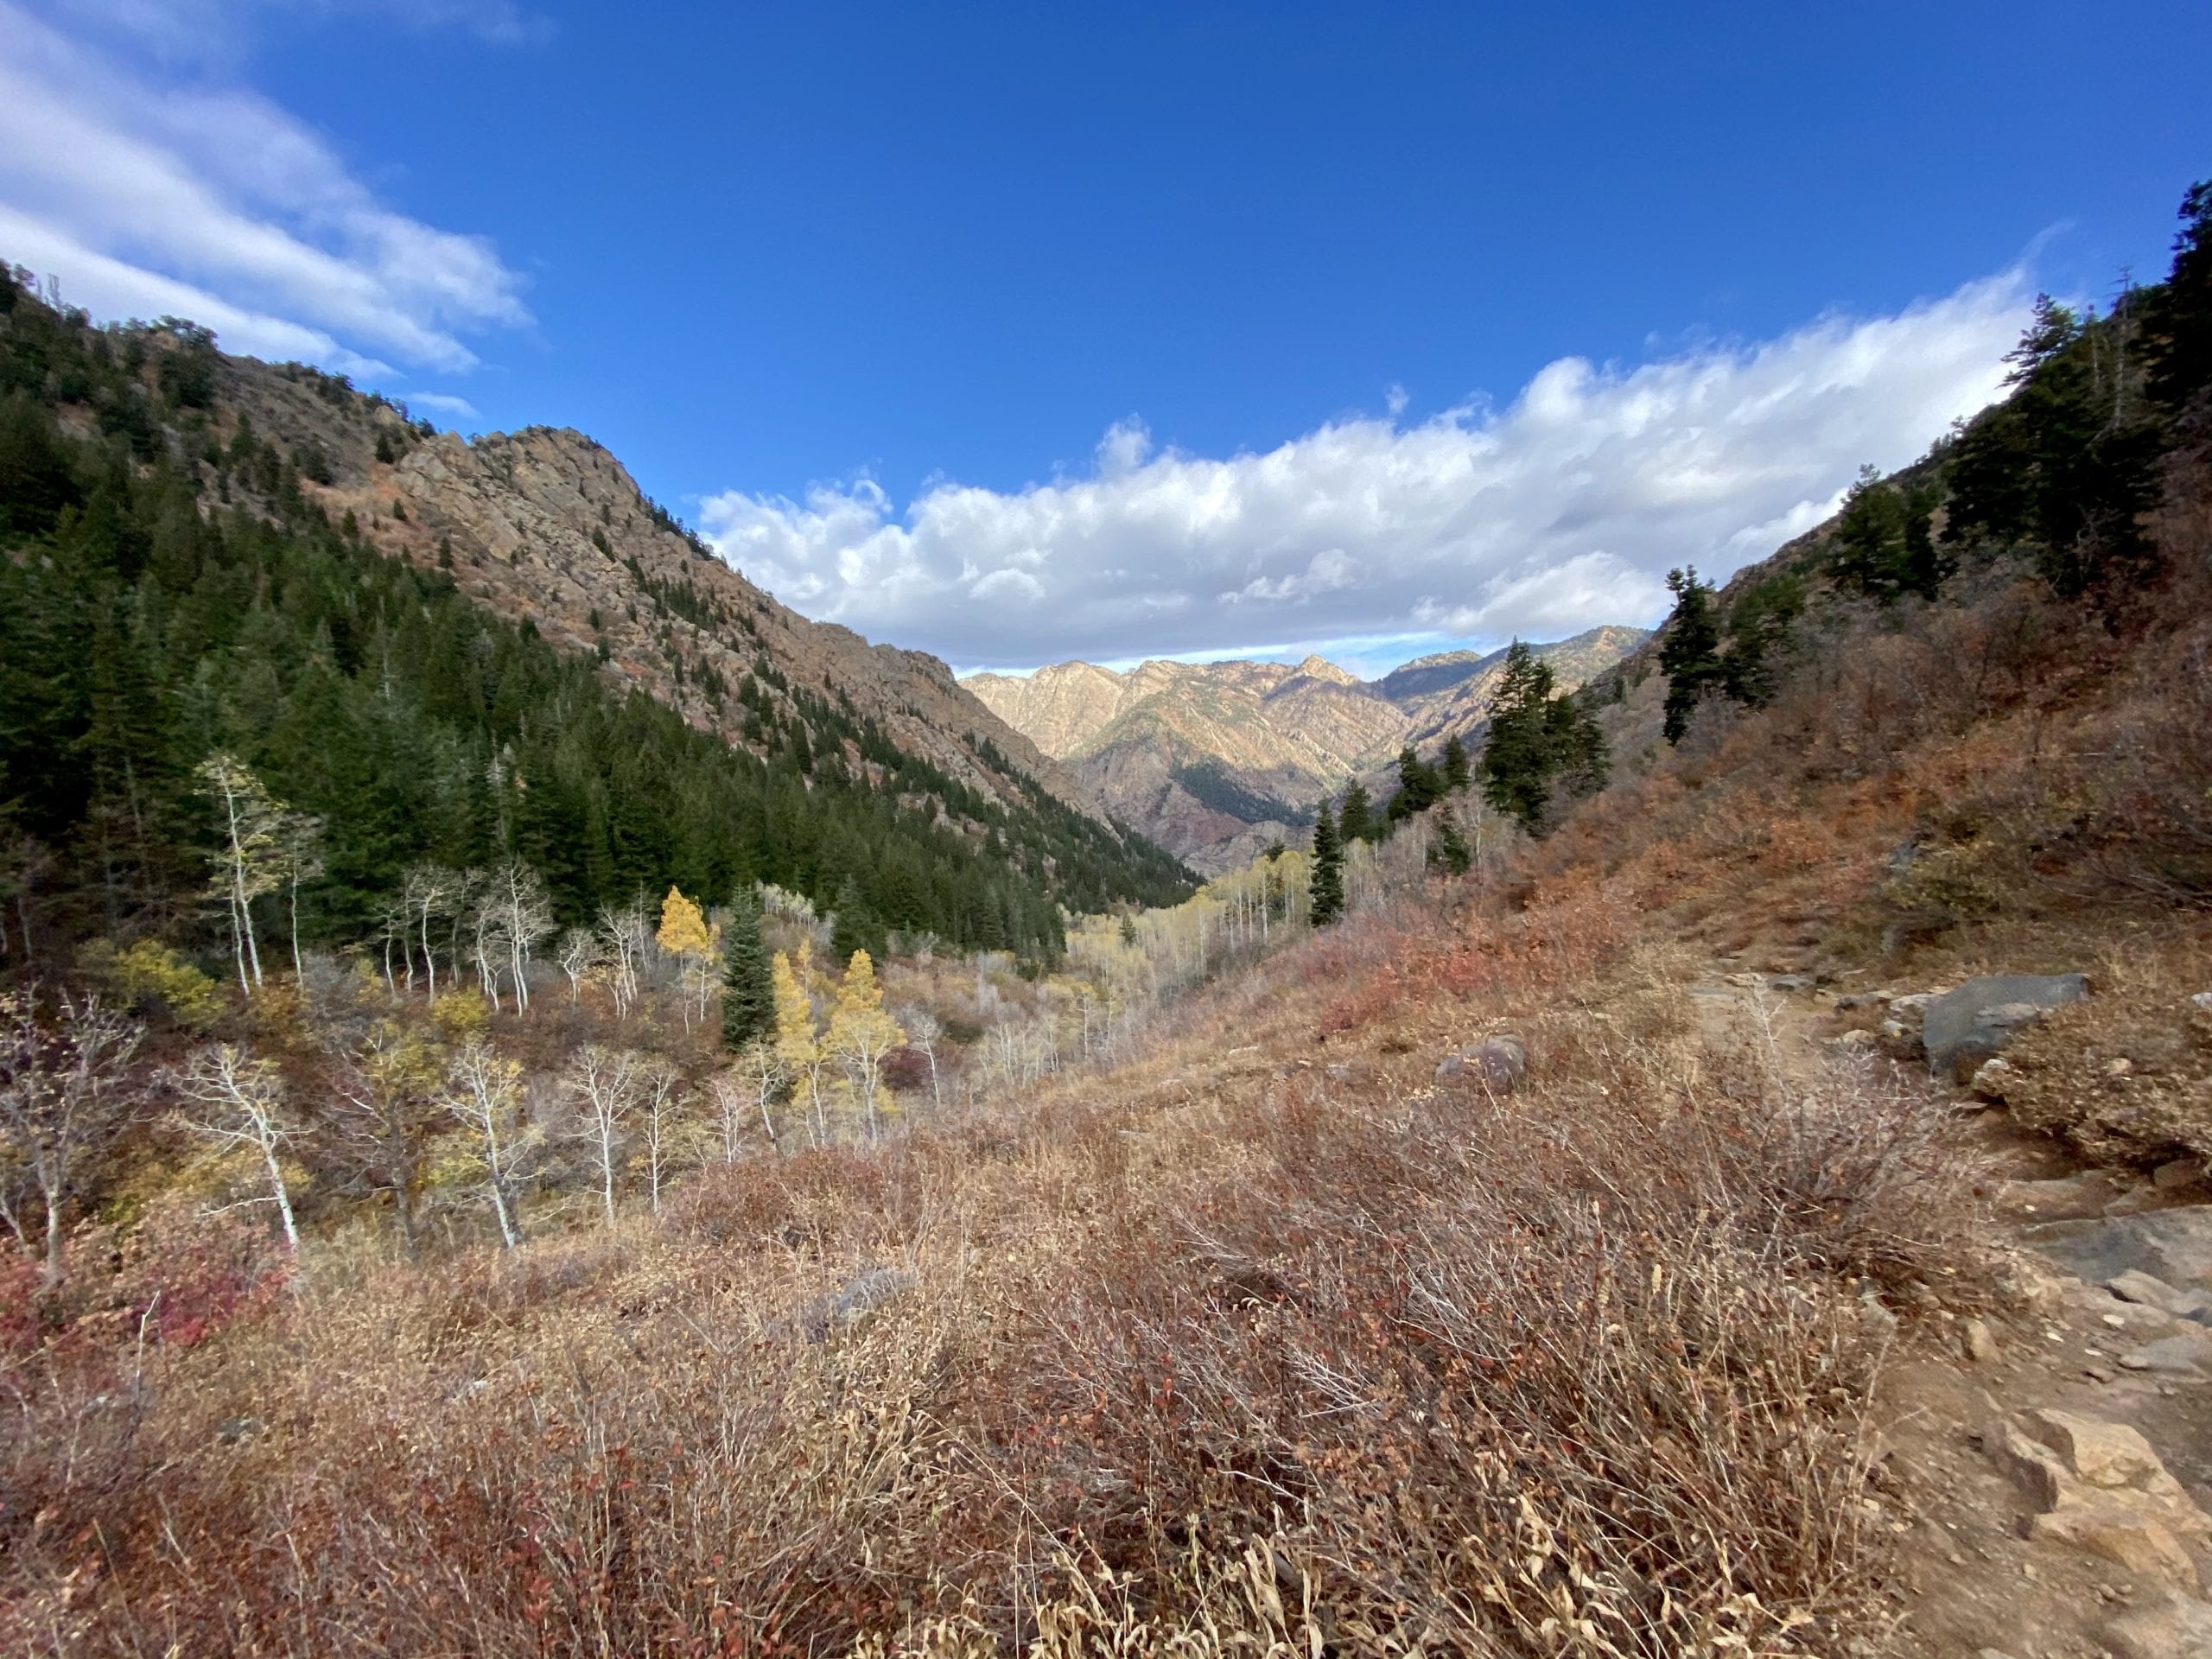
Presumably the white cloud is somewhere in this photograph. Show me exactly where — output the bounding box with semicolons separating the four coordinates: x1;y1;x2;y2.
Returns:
0;1;529;373
702;275;2031;668
404;390;480;421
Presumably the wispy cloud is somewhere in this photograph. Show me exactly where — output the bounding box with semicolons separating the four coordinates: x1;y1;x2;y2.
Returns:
702;275;2031;668
0;1;531;373
403;390;480;422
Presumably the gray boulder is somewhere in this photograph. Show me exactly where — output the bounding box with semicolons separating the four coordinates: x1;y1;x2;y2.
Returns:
1436;1036;1527;1093
1923;972;2087;1080
2032;1208;2212;1298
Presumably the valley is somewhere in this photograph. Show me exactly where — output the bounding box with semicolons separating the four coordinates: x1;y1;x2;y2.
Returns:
964;626;1644;871
2;129;2210;1659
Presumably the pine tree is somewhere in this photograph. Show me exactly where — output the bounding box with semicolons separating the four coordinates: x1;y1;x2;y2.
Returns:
1440;734;1471;793
830;873;887;962
720;886;773;1051
1478;642;1558;833
1658;568;1726;744
1338;779;1374;843
1427;811;1471;875
1308;802;1344;925
1385;747;1441;824
2146;179;2212;413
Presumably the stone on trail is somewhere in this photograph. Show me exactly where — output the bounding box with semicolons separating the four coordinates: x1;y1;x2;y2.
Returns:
2101;1589;2212;1659
1922;972;2088;1080
2031;1208;2212;1297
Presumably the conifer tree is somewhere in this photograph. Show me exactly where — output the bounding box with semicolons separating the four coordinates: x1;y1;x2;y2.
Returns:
1308;802;1344;925
1427;811;1472;875
1440;734;1471;793
1337;779;1374;843
1386;747;1443;824
1658;568;1726;744
720;886;774;1051
1479;643;1560;833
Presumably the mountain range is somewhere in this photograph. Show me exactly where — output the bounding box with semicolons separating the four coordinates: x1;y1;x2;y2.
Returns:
963;626;1645;872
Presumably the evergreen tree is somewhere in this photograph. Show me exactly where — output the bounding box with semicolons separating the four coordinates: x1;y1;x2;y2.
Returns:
1945;293;2162;601
2145;179;2212;414
1427;811;1471;875
1337;779;1374;843
1307;802;1344;925
830;874;887;963
1440;734;1471;793
1478;643;1560;833
1479;643;1609;836
1384;747;1442;825
719;887;773;1051
1658;567;1726;744
1829;467;1948;602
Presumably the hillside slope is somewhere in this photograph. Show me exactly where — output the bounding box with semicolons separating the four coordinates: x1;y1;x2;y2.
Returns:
0;277;1192;958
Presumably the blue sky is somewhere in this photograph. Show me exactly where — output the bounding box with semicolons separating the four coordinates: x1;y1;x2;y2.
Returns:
3;2;2207;676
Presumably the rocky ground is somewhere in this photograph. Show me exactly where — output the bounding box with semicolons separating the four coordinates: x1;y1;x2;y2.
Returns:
1696;967;2212;1659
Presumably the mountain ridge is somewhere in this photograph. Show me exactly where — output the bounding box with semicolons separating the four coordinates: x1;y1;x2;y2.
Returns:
963;625;1647;871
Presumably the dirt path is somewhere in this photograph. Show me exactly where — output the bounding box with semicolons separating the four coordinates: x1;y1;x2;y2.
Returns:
1694;966;2212;1659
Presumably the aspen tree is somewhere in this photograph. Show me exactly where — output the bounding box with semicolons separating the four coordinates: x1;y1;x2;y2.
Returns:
441;1037;536;1248
173;1043;302;1255
563;1045;637;1227
772;941;830;1147
196;753;287;995
0;988;140;1288
827;950;904;1142
656;886;714;1029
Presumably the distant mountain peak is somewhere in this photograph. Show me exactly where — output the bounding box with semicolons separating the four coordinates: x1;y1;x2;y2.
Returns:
1288;653;1361;686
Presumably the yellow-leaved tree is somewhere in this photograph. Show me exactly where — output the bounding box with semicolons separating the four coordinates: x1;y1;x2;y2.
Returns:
656;886;716;1029
827;950;905;1143
772;941;829;1147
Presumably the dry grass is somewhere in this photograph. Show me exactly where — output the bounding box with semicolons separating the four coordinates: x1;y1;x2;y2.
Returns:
0;891;1986;1657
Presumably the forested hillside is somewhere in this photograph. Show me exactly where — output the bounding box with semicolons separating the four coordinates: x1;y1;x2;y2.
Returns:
0;270;1191;967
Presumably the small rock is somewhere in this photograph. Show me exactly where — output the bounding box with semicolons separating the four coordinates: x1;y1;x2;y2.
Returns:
2106;1057;2136;1079
2033;1502;2200;1590
2152;1157;2208;1194
1963;1318;1999;1363
2111;1269;2189;1311
2191;991;2212;1014
1971;1057;2018;1100
1889;992;1936;1020
1767;974;1813;993
1833;1028;1880;1052
1859;1290;1900;1342
2115;1332;2212;1377
1986;1421;2069;1510
2024;1408;2168;1491
1878;1018;1923;1058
